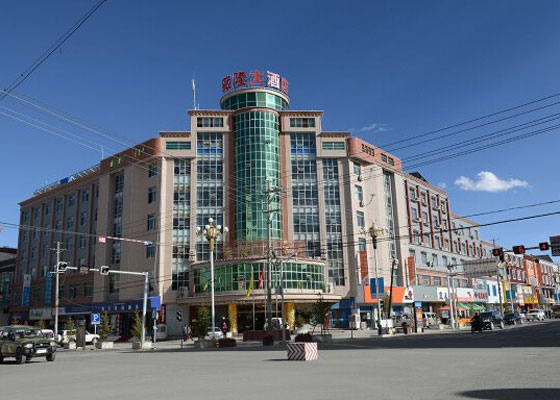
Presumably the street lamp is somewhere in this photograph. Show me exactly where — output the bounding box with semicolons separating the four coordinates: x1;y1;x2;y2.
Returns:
196;218;228;339
446;264;457;329
363;222;388;336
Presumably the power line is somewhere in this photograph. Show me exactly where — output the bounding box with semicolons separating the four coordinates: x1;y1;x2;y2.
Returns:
0;0;107;102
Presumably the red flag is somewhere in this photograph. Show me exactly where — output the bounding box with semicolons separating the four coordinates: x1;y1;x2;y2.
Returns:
257;267;265;289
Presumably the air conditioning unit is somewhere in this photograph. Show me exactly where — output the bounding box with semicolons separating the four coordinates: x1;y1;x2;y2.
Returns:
359;200;364;207
357;175;362;182
412;218;419;223
325;283;334;294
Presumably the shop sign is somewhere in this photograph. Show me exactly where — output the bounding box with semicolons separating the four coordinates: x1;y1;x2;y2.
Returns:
474;289;488;302
29;307;56;320
403;287;414;303
437;287;449;302
463;258;498;278
221;69;289;95
456;288;475;302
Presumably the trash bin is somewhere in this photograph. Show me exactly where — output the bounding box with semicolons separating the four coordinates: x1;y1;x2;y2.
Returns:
403;324;410;334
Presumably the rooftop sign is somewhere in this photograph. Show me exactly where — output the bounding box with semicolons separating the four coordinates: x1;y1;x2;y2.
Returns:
463;258;499;278
221;69;289;96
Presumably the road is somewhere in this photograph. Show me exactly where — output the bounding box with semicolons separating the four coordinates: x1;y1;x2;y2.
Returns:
1;321;559;400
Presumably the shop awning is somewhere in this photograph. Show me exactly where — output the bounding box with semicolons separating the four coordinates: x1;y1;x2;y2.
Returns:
457;302;472;310
440;304;467;312
471;303;486;311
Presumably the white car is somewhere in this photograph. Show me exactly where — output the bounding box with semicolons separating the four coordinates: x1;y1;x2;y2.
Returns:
527;309;545;321
204;327;224;340
57;330;100;345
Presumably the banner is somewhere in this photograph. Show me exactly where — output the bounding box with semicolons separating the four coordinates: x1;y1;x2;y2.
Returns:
407;256;416;285
44;274;53;306
22;274;31;307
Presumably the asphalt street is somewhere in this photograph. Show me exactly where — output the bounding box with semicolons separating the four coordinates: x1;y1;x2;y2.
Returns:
1;320;559;400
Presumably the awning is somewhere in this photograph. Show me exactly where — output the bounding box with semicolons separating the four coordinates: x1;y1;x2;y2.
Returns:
440;304;467;312
471;303;486;311
457;302;472;310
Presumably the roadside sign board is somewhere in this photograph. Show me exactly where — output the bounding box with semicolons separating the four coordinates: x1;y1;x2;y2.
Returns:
550;235;560;256
463;258;499;278
90;313;101;325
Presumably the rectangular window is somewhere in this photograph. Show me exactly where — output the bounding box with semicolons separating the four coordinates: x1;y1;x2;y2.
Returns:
356;211;365;228
433;276;442;286
421;252;428;266
148;187;157;203
322;141;345;150
355;185;363;202
69;284;79;299
45;203;50;216
109;274;119;294
146;243;155;258
81;191;89;202
422;275;430;285
147;214;156;231
442;255;448;267
148;163;158;177
388;157;395;166
289;118;315;128
80;212;88;226
79;236;86;249
381;153;388;162
353;162;361;176
411;207;419;221
197;117;223;127
67;195;75;207
83;282;93;297
56;199;62;212
166;141;191;150
66;216;74;229
432;253;438;267
358;237;367;252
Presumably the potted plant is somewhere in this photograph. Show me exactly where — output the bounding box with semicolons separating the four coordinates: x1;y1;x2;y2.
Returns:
310;296;332;343
131;312;151;350
96;312;114;349
63;318;77;349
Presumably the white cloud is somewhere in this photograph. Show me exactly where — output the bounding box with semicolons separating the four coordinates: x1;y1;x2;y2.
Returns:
454;171;529;193
438;182;447;189
358;122;390;133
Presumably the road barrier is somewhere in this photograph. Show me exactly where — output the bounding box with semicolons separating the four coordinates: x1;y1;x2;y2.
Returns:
287;342;318;361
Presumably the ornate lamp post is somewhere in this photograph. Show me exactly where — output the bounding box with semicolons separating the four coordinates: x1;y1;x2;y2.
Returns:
363;222;388;335
197;218;228;339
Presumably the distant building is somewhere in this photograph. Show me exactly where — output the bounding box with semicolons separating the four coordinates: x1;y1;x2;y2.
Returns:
0;247;17;325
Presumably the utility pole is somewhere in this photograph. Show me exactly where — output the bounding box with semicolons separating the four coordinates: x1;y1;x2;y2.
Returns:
446;264;456;329
272;250;297;343
364;223;386;336
54;241;62;337
264;182;281;332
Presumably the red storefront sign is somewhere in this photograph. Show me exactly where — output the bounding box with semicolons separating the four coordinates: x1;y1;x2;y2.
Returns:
359;251;368;281
221;69;289;95
407;256;416;285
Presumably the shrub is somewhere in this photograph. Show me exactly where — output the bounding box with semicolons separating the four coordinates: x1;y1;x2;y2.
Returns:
209;337;218;348
65;318;76;336
262;333;274;346
99;312;112;342
36;319;46;329
193;307;210;339
295;315;306;329
218;338;237;348
131;312;143;341
295;333;313;343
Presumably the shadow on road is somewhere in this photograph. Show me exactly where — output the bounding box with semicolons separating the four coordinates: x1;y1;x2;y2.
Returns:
458;388;560;400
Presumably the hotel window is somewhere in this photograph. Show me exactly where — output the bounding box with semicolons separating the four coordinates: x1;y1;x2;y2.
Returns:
34;208;40;220
355;185;363;202
83;282;93;297
79;236;86;248
31;247;37;260
68;195;75;207
442;255;448;267
409;249;416;260
55;220;62;230
432;253;438;267
197;117;223;127
421;251;428;265
78;257;86;266
22;231;27;242
356;211;365;228
290;133;316;154
146;243;156;258
166;141;191;150
422;275;430;286
388;157;395;166
411;207;419;221
81;190;89;202
422;211;429;225
65;238;73;251
148;163;158;178
56;199;62;212
80;212;88;226
353;162;361;177
45;203;50;216
66;216;74;229
381;154;388;162
289;118;315;128
147;214;156;231
322;141;345;150
148;187;157;203
433;276;442;286
413;231;421;244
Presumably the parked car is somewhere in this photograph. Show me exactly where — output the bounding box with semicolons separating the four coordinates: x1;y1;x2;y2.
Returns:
264;317;290;330
526;309;545;321
56;330;100;345
0;325;56;364
503;313;525;325
422;312;441;328
204;327;224;341
40;329;55;339
477;311;505;330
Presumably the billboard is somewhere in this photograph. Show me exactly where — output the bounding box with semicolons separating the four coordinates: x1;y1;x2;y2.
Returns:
463;258;499;278
550;235;560;257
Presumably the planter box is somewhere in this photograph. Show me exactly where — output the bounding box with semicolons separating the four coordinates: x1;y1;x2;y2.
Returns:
132;342;153;350
242;329;290;342
64;342;76;350
287;342;318;361
95;341;114;350
194;339;211;349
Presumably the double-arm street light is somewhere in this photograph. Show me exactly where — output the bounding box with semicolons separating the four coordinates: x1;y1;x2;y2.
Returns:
197;218;228;339
363;222;388;335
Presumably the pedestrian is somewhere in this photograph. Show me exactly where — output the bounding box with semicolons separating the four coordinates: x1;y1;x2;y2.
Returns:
222;321;228;335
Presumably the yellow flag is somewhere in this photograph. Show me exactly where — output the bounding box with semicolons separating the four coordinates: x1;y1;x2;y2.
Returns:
246;274;254;298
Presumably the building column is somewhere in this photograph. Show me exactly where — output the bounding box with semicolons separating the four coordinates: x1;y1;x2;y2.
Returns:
285;302;295;331
228;303;238;334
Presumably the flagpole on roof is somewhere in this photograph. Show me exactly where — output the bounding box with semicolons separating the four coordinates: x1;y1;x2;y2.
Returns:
192;76;197;110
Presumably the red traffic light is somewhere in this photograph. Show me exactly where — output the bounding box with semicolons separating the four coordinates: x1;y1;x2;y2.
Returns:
492;248;503;257
512;245;526;255
539;242;550;251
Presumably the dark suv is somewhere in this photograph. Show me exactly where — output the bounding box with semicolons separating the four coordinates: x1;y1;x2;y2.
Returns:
478;311;505;330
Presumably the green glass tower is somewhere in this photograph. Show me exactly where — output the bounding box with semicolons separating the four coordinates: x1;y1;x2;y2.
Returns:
220;89;289;241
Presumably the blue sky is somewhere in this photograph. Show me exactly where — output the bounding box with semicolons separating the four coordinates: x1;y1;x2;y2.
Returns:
1;0;559;259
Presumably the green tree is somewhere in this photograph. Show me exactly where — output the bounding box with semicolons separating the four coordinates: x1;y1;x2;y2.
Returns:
64;318;76;335
193;306;210;339
36;319;46;329
310;296;329;334
382;293;391;317
99;312;112;342
130;312;144;341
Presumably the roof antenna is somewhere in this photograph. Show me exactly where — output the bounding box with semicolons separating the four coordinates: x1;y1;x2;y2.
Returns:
192;75;197;110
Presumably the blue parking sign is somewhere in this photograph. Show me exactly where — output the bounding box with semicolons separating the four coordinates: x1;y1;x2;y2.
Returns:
91;313;101;325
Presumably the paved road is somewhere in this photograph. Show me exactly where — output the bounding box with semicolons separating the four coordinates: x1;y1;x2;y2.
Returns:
1;321;559;400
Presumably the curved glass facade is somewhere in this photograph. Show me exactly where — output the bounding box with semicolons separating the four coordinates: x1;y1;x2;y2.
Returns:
193;262;325;293
220;91;288;111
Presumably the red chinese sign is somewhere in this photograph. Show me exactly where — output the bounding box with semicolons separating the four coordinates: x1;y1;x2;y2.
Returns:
359;251;368;281
221;69;289;95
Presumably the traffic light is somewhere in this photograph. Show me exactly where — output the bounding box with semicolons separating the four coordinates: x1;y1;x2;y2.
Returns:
539;242;550;251
492;247;504;260
56;261;68;273
100;265;110;275
512;245;526;255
